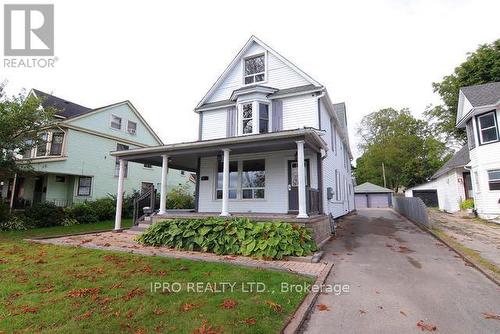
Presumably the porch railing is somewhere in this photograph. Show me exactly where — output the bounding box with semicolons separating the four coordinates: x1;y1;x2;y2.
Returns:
133;185;157;225
307;188;320;215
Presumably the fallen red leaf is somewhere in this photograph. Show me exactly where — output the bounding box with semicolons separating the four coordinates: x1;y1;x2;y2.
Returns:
400;310;408;317
359;309;367;315
417;320;437;331
221;299;238;309
482;312;500;320
317;304;330;311
244;318;256;325
397;246;414;254
123;287;144;301
265;300;283;313
182;303;199;312
192;321;222;334
76;311;93;320
68;288;100;298
153;308;165;315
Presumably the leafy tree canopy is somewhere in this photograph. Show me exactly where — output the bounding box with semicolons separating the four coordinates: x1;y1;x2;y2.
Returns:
0;84;55;177
426;39;500;143
355;108;451;191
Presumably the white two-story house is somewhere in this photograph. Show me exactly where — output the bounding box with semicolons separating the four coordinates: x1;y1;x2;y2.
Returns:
456;81;500;219
111;36;355;241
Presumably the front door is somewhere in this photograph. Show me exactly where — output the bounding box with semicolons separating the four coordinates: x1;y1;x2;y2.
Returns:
287;160;310;212
463;172;473;199
33;177;44;205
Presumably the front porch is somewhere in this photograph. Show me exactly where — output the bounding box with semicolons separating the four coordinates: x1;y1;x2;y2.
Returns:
111;129;330;237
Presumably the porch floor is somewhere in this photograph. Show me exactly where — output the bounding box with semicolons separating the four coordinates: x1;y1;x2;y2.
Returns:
153;211;327;223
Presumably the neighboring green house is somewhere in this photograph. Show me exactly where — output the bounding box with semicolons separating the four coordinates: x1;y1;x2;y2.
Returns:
0;89;195;208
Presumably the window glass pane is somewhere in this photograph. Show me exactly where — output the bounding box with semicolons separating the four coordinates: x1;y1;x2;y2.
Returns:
50;132;64;155
243;103;252;118
481;127;498;143
255;74;265;82
78;177;92;196
128;121;137;133
111;116;122;129
242;189;253;199
259;104;269;133
254;189;265;199
479;113;495;129
244;77;254;84
242;160;265;188
244;55;265;75
243;120;253;134
490;182;500;191
217;161;238;189
36;133;48;157
488;170;500;181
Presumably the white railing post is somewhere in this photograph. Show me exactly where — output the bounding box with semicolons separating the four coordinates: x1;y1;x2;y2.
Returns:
159;154;169;214
114;159;125;232
220;148;231;217
296;140;309;218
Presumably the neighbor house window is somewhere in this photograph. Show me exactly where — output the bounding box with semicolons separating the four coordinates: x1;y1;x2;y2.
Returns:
242;103;253;134
244;54;265;84
259;103;269;133
241;159;265;199
49;132;64;156
216;160;238;199
115;144;129;177
36;133;48;157
477;111;499;144
77;176;92;196
466;119;476;149
111;115;122;130
127;121;137;134
488;170;500;191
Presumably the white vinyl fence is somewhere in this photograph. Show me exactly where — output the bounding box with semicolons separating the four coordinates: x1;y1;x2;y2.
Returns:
393;196;431;228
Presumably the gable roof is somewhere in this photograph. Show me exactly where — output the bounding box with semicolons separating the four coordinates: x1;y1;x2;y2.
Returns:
31;89;92;119
431;145;470;179
195;35;322;110
461;81;500;107
354;182;393;193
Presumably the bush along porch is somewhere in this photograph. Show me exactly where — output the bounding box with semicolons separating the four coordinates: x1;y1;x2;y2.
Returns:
137;217;317;260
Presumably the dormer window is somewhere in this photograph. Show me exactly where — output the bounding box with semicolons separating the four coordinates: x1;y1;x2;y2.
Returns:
238;101;270;135
477;111;499;145
244;54;265;84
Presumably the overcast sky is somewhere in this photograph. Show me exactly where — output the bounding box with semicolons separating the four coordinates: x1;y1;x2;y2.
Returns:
2;0;499;159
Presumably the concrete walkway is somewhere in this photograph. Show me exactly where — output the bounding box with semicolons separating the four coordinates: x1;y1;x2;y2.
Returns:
302;209;500;333
29;230;327;277
430;209;500;268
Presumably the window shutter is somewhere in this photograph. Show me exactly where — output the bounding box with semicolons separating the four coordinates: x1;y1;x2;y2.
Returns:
272;100;283;132
226;107;236;137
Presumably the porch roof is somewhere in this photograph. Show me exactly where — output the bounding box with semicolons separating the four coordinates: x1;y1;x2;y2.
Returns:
110;128;327;172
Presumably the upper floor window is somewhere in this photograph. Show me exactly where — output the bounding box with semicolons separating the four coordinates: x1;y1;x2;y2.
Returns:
244;54;265;84
36;133;48;157
477;111;499;144
111;115;122;130
488;170;500;191
466;119;476;149
242;103;253;134
258;103;269;133
49;132;65;156
127;121;137;135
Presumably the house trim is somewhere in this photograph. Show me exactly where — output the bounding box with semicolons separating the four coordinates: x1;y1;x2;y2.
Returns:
62;124;150;148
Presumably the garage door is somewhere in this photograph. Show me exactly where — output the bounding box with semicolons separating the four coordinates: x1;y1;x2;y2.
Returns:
367;194;389;208
412;190;438;207
355;194;368;208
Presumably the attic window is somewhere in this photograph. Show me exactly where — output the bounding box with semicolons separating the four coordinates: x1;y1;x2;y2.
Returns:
477;111;498;144
111;115;122;130
127;121;137;135
244;54;265;84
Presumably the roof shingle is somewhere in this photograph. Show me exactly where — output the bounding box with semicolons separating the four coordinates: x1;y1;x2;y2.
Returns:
32;89;92;119
461;82;500;107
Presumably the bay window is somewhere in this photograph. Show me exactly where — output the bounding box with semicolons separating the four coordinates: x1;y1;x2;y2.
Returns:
239;101;270;135
215;159;266;200
244;54;265;84
477;111;499;144
488;170;500;191
216;160;238;199
242;103;253;134
259;103;269;133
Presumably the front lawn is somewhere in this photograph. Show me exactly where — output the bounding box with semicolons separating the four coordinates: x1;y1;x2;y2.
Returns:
0;223;313;333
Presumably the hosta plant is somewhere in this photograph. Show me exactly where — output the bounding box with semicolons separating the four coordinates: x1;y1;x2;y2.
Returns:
137;217;317;260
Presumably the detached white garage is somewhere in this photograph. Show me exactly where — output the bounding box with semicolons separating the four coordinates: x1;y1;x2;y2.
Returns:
354;182;394;209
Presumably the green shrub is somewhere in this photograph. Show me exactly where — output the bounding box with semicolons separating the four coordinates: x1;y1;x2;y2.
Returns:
166;184;194;209
67;203;98;224
86;197;115;221
137;217;317;259
0;215;29;231
24;202;66;227
0;201;11;224
460;199;474;210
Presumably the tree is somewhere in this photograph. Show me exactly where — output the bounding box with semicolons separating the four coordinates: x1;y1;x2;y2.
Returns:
355;108;451;191
426;39;500;143
0;84;55;178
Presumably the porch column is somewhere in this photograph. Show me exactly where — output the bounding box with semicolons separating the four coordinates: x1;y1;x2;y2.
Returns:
114;159;126;232
9;173;17;213
159;154;169;214
220;148;231;217
296;140;308;218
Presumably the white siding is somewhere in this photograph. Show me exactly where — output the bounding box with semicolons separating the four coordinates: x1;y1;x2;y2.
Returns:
201;108;227;140
319;99;354;218
468;108;500;218
406;169;466;213
206;41;310;103
282;95;318;130
197;150;318;213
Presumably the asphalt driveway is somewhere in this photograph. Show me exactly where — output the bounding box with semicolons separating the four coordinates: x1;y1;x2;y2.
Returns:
302;209;500;333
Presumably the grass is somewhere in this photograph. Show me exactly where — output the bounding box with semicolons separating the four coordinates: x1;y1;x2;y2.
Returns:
0;222;313;333
431;227;500;281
